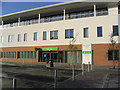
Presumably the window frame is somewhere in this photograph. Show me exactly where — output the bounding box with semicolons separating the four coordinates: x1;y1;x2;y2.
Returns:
83;27;88;38
108;50;119;60
24;33;27;41
18;34;21;42
8;35;14;42
43;31;47;40
33;32;37;41
113;25;119;36
97;26;103;37
1;36;3;43
65;29;74;39
50;30;58;40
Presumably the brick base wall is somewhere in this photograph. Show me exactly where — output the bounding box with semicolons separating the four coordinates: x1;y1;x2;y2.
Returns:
0;44;120;65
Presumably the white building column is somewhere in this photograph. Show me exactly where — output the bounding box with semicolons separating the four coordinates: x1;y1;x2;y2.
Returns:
94;4;96;17
38;14;40;23
18;17;20;26
2;21;3;29
63;9;66;20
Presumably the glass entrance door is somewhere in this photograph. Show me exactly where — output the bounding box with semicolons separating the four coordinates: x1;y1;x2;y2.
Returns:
42;53;50;62
51;53;58;62
42;51;58;62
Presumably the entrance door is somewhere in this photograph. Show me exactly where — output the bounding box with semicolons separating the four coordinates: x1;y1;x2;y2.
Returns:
42;52;58;62
51;53;58;62
42;53;50;62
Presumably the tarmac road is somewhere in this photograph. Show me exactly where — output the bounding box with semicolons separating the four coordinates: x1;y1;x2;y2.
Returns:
1;62;80;89
1;62;120;89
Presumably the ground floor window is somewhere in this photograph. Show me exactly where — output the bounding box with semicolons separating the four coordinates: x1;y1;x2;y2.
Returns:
108;50;119;60
17;51;37;59
41;50;82;64
0;52;16;58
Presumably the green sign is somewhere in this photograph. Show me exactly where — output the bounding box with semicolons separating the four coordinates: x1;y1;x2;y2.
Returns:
42;48;58;51
35;47;38;51
82;51;91;54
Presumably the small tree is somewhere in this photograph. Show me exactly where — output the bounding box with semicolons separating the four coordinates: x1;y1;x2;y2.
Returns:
109;33;117;69
69;32;79;49
68;32;79;64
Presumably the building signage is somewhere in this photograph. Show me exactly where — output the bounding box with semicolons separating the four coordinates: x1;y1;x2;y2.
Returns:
82;44;92;64
82;51;91;54
42;48;58;51
35;47;38;51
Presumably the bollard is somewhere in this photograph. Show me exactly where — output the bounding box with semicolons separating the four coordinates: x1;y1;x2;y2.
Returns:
72;65;75;80
91;63;92;70
82;63;85;76
13;78;16;90
88;62;90;72
54;69;57;88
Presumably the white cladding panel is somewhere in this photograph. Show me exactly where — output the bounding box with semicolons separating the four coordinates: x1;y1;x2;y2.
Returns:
0;7;119;47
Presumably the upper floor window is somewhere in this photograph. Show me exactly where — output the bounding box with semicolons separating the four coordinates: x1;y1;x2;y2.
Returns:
43;31;46;40
50;30;58;39
118;5;120;14
18;34;21;42
97;27;102;37
96;8;108;16
1;36;3;43
8;35;14;42
34;32;37;41
83;28;88;38
113;25;119;36
24;33;27;41
65;29;74;38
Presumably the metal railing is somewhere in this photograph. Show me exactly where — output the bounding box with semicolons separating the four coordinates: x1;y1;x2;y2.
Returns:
1;9;108;29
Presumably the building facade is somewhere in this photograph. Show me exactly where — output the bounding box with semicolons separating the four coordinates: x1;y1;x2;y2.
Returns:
0;1;120;65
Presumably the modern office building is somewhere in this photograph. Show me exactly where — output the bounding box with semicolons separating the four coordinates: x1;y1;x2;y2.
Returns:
0;1;120;65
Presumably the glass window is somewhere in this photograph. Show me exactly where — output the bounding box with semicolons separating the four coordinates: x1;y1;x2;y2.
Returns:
34;32;37;41
65;30;69;38
17;52;20;58
108;50;119;60
54;31;58;39
97;8;108;16
18;34;21;42
8;35;14;42
50;30;58;39
115;50;119;60
113;25;119;36
77;13;81;18
11;35;14;42
70;29;74;38
118;6;120;14
97;27;102;37
83;28;88;38
90;11;94;16
50;31;54;39
1;36;3;43
97;10;102;16
65;29;74;38
8;35;10;42
85;11;89;17
103;9;108;15
24;33;27;41
81;12;85;17
43;31;46;40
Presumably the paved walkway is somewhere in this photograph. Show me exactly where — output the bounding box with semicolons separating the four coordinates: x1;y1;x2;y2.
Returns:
56;66;120;88
1;62;120;89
